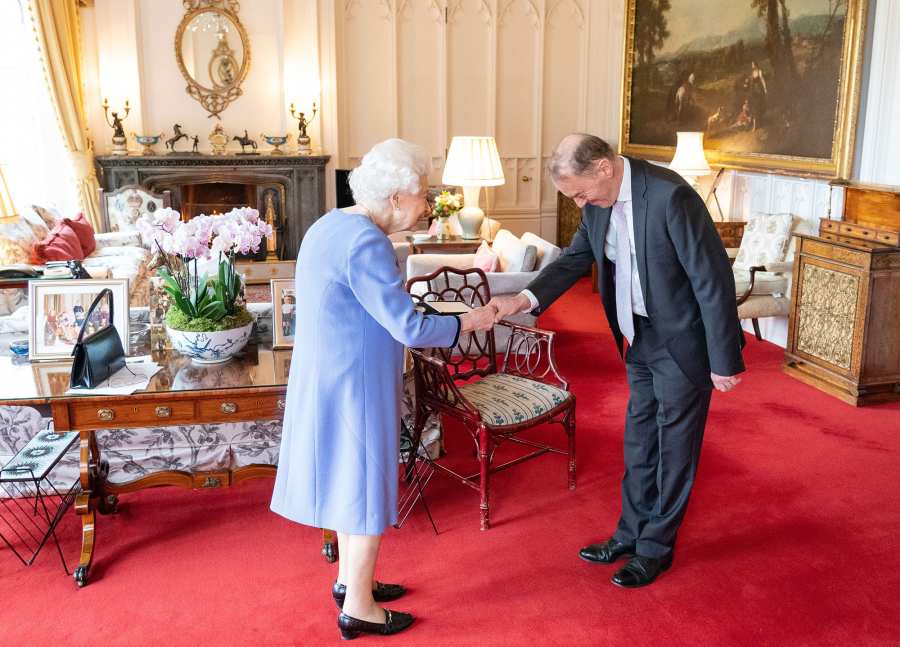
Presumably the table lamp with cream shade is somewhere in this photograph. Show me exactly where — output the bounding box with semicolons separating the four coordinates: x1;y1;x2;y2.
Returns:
442;136;505;240
669;131;711;190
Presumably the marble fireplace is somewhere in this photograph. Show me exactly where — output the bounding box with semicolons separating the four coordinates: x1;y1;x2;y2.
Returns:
94;154;329;261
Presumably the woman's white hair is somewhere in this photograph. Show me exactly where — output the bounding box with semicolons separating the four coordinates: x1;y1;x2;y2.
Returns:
348;138;432;215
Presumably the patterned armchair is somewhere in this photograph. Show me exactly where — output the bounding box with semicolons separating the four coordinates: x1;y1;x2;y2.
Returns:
731;213;803;341
405;266;575;531
98;184;171;236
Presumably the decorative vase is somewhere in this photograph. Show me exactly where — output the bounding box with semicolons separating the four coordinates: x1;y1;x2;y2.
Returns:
436;215;453;240
132;133;164;155
261;133;290;155
457;207;484;240
165;320;254;364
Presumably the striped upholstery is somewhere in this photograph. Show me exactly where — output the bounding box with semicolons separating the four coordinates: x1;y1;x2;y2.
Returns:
459;373;571;427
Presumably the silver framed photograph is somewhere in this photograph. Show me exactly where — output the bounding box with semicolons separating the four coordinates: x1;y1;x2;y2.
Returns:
28;278;130;361
270;278;296;349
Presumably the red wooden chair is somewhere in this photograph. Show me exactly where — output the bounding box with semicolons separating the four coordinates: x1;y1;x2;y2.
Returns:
405;266;575;530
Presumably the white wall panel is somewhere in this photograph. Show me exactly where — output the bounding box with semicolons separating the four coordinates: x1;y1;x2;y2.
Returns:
447;0;492;138
398;1;443;154
342;0;395;157
495;0;540;156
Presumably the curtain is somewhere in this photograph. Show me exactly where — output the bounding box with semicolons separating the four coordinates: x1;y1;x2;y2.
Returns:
27;0;102;230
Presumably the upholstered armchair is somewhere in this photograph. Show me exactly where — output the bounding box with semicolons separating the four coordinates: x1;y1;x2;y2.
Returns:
406;230;560;348
98;184;171;236
405;266;575;530
730;213;802;340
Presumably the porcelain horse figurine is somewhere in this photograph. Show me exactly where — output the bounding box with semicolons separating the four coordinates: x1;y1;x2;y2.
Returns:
166;124;189;152
232;129;258;154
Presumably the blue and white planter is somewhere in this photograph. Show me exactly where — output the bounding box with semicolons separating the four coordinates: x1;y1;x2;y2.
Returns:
166;321;254;364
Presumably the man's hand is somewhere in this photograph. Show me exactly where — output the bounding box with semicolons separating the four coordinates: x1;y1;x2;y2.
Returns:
487;294;531;322
711;373;741;392
459;305;498;334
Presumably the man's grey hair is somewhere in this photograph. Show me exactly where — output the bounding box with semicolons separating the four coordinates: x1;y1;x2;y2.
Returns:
548;134;615;179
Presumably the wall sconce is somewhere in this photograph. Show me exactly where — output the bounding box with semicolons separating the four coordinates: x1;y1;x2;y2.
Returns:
102;97;131;156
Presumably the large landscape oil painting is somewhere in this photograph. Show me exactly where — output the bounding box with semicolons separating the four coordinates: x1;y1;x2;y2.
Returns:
621;0;867;177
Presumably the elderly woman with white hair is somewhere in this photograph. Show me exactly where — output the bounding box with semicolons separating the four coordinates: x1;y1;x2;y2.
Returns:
270;138;496;639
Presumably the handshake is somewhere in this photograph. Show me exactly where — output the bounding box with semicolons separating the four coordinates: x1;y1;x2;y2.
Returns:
457;293;533;334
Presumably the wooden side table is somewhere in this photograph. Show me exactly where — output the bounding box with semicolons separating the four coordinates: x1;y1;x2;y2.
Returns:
407;235;482;255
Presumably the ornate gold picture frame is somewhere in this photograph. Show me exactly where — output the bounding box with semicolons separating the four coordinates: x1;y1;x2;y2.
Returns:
620;0;868;178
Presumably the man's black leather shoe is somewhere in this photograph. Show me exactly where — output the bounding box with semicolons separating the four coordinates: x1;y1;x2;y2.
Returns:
611;554;673;588
579;538;635;564
332;581;406;609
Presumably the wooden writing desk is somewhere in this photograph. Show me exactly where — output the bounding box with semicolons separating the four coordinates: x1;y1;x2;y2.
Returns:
0;343;337;587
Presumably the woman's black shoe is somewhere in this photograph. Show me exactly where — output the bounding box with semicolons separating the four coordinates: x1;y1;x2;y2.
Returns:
332;581;406;609
337;609;414;640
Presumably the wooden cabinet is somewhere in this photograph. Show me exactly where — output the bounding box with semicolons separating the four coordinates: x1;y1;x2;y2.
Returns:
784;184;900;406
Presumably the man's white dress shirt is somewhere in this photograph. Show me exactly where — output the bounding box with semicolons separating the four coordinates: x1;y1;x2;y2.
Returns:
520;157;647;316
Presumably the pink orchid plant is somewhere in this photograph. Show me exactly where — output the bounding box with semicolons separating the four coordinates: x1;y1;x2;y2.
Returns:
138;207;272;323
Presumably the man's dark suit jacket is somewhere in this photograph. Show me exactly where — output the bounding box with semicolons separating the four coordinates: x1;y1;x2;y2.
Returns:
527;156;745;388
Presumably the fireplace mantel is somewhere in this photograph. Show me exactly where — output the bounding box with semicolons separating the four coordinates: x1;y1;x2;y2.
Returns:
95;154;329;259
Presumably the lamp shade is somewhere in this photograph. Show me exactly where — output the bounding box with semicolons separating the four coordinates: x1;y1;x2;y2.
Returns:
442;136;505;187
669;131;711;178
0;165;18;221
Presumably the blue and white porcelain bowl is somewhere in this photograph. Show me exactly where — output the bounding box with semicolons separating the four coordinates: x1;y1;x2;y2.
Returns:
8;339;29;357
165;321;254;364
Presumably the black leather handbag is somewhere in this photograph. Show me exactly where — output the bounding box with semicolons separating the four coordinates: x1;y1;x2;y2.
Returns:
69;288;126;389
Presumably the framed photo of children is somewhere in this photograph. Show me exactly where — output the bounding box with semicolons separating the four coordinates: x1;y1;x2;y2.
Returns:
620;0;869;178
28;279;130;361
271;279;296;349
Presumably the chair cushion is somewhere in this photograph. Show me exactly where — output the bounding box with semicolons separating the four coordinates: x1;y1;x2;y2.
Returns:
733;268;789;297
459;373;571;427
520;232;561;270
733;213;793;270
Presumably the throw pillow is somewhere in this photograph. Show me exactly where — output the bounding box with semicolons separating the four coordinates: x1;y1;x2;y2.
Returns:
32;204;61;229
520;232;562;270
521;245;537;272
64;212;96;257
33;221;85;262
472;241;498;273
0;216;37;265
733;213;794;270
491;229;529;272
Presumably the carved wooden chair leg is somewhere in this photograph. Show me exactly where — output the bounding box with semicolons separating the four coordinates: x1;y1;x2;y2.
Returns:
752;318;763;341
566;407;576;490
405;403;430;482
477;424;491;531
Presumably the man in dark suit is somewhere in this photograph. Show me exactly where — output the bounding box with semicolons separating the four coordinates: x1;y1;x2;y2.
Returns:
489;134;745;588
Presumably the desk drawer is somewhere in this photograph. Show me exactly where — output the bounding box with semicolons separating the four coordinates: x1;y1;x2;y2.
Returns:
197;394;284;421
70;400;195;428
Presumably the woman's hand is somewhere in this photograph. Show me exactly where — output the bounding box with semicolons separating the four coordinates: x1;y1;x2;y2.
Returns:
459;305;498;334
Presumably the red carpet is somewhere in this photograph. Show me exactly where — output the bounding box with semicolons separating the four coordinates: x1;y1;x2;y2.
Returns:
3;278;899;646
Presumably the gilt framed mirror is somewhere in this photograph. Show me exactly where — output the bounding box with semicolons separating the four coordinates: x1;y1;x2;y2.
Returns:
175;0;251;118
